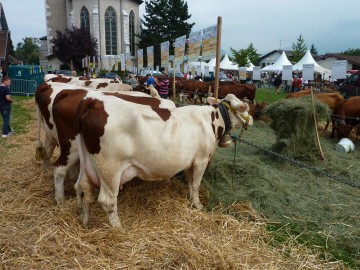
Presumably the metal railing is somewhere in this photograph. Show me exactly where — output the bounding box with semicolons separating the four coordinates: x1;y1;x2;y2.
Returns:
10;79;38;97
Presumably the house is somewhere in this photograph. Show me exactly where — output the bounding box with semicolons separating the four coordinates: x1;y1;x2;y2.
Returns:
0;2;12;75
258;50;293;68
315;53;360;71
42;0;143;72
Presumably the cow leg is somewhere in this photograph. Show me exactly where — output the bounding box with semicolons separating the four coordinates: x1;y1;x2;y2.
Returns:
98;183;121;228
54;146;80;203
74;172;93;227
324;119;330;131
185;162;207;210
42;136;56;169
330;119;336;138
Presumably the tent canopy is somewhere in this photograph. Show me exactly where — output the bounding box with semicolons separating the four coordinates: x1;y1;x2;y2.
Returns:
292;49;331;77
261;51;292;72
220;54;239;70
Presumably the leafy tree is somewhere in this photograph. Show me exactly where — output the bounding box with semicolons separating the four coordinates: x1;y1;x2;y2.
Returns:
341;48;360;56
291;34;307;63
138;0;194;68
310;44;318;57
51;26;98;71
15;37;40;65
229;43;259;67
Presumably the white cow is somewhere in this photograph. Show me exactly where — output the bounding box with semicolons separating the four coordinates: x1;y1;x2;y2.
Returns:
35;82;176;203
74;93;253;227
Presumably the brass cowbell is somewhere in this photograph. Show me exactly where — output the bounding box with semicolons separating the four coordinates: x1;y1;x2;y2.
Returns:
218;133;234;148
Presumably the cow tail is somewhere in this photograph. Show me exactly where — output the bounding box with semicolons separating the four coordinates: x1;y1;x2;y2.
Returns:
35;105;46;161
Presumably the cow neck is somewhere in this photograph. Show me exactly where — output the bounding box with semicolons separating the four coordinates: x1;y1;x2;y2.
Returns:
218;102;232;133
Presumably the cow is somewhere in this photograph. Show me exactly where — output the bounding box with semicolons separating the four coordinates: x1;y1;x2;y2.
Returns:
44;74;122;83
35;82;176;203
331;96;360;139
73;93;253;227
218;83;256;102
286;89;311;99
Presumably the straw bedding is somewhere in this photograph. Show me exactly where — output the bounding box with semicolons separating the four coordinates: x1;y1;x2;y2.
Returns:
0;99;347;269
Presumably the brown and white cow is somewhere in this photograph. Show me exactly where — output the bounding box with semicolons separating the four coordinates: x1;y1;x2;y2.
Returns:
331;96;360;139
73;93;253;227
35;82;176;203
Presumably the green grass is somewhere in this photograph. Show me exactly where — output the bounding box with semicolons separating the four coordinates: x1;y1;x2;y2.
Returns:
255;87;287;103
203;120;360;269
0;96;33;152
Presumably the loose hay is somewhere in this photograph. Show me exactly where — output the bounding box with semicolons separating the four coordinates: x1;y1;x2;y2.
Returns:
264;97;331;161
0;98;347;269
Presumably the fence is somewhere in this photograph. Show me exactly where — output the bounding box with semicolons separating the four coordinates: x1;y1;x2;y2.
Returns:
10;79;38;97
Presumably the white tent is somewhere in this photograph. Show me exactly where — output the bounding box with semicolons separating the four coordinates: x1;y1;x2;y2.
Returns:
246;62;255;72
292;49;332;78
220;54;239;70
207;58;216;67
187;60;214;74
261;51;292;72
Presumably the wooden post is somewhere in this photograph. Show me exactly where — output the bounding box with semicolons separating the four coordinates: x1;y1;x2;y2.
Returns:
172;64;176;102
214;16;222;100
310;85;325;160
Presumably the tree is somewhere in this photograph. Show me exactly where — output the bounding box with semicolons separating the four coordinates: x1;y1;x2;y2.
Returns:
138;0;194;68
15;37;40;65
51;26;98;71
229;43;259;67
310;44;318;57
291;34;307;63
341;48;360;56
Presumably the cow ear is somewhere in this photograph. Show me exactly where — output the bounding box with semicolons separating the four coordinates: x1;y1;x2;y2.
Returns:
237;102;249;113
207;96;220;105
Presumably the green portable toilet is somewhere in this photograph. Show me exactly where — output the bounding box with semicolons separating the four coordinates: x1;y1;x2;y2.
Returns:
8;65;45;85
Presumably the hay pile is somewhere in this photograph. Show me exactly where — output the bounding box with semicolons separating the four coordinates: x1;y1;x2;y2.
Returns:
264;96;331;161
0;99;346;269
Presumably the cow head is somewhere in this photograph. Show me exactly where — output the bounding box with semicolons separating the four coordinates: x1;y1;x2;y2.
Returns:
208;94;253;129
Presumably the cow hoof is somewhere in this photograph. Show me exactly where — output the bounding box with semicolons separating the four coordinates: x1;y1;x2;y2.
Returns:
55;196;65;205
193;202;204;210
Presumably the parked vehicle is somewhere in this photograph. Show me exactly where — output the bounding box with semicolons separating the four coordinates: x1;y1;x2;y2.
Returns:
338;70;360;98
168;71;185;78
103;72;121;81
55;70;72;76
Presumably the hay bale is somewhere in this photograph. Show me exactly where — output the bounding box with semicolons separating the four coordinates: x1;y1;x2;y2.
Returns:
264;96;331;161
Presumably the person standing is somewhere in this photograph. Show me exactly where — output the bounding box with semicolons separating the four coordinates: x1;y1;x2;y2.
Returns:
145;74;156;87
292;75;302;92
128;74;138;89
156;73;170;99
0;76;13;138
273;74;282;94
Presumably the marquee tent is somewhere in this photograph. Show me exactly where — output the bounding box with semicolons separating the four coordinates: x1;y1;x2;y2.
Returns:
220;54;239;70
292;49;331;78
207;58;216;67
246;62;255;72
187;60;214;74
261;51;292;72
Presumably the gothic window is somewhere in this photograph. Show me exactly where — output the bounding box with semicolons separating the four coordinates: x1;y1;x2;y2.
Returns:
105;6;117;55
129;10;135;56
80;6;90;32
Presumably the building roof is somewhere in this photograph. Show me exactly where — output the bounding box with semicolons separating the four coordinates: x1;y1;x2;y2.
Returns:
315;53;360;66
0;30;9;60
259;50;293;61
0;3;9;30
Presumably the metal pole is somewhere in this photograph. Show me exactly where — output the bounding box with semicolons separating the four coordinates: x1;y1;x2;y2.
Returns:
214;16;222;100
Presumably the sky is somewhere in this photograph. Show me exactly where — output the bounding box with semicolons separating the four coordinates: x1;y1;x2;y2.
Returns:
1;0;360;56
